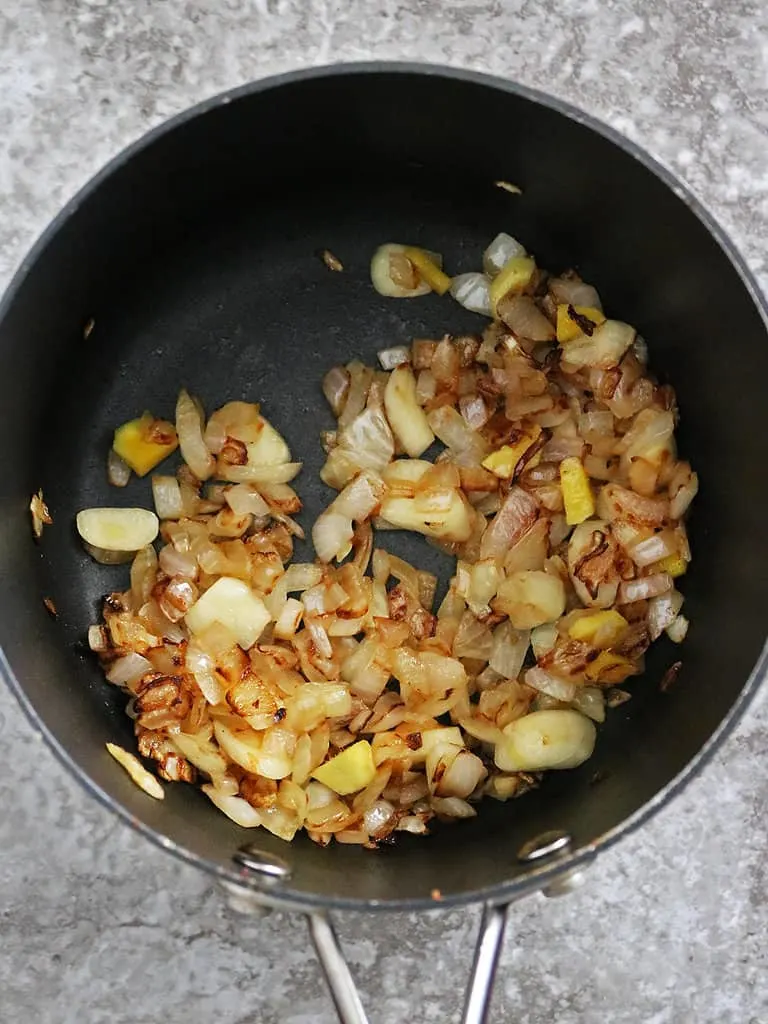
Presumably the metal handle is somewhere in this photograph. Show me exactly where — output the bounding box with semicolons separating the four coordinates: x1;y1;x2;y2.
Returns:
229;831;579;1023
461;902;511;1024
306;901;512;1024
308;912;371;1024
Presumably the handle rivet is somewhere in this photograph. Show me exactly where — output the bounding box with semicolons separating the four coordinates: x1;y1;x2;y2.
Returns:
233;844;292;881
517;829;572;863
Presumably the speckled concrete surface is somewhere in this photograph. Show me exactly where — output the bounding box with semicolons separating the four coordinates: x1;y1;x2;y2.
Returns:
1;2;767;1022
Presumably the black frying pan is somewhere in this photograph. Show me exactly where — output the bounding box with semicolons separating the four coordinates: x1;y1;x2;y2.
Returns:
1;64;766;1022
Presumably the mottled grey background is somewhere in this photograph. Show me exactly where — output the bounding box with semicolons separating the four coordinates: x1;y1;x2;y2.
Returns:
1;2;767;1022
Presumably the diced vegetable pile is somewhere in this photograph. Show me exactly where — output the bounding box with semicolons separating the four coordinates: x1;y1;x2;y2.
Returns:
79;232;697;847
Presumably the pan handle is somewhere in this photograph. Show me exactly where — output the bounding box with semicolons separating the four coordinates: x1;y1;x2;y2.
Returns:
308;912;371;1024
460;902;511;1024
306;901;513;1024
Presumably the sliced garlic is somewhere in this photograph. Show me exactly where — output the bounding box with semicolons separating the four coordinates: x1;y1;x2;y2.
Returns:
384;365;435;457
380;490;472;542
76;507;159;564
495;710;596;772
370;243;432;298
493;570;566;629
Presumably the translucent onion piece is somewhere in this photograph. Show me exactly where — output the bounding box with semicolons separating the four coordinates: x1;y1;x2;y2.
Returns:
450;273;492;316
630;530;677;568
152;475;184;520
525;666;577;703
107;449;131;487
322;366;350;418
106;652;153;687
618;573;672;604
666;614;689;644
571;686;606;723
480;487;539;561
176;389;215;481
549;276;602;311
489;621;530;679
483;233;527;276
158;545;198;579
647;589;684;641
377;346;410;370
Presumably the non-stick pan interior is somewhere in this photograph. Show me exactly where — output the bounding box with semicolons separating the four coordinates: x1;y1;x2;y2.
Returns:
1;66;766;909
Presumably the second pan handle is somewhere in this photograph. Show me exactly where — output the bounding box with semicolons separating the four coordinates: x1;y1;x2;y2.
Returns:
233;830;582;1023
306;899;516;1024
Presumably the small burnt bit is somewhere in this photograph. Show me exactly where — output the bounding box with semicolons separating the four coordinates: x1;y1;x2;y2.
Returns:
218;437;249;466
573;530;617;600
660;661;683;693
566;304;598;336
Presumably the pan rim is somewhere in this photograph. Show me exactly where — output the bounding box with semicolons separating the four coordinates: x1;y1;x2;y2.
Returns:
1;59;766;913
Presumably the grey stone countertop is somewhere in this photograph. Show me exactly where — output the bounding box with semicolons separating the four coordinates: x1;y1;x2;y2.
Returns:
1;2;767;1022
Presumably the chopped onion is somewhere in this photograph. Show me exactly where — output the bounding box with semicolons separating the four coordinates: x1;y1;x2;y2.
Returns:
525;666;576;703
531;622;558;659
489;621;530;678
560;319;635;370
313;471;383;562
571;686;605;723
203;417;228;454
185;642;225;705
363;799;397;839
88;624;108;652
377;346;410;370
203;785;261;827
338;407;394;473
618;573;672;603
130;544;158;608
107;449;132;487
666;614;689;643
430;796;477;819
152;475;184;520
84;234;697;848
648;589;684;641
497;295;555;342
415;369;437;404
106;652;153;687
549;276;602;310
158;545;198;579
629;530;677;568
176;389;215;481
459;394;489;430
480;487;539;560
224;483;271;517
670;470;699;520
322;366;350;416
483;233;526;276
450;273;492;316
435;749;487;799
